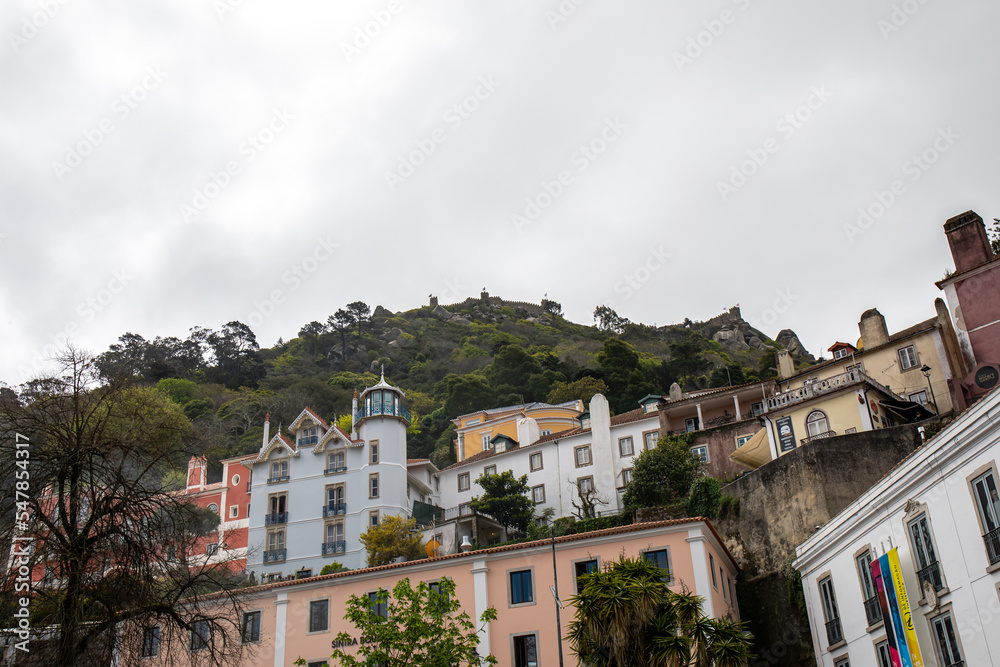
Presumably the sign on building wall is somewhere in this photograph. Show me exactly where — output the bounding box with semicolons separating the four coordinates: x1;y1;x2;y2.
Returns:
872;549;924;667
776;416;796;453
975;364;999;390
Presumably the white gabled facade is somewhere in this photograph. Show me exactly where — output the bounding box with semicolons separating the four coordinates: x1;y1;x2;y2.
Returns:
245;373;438;580
437;394;661;520
793;386;1000;667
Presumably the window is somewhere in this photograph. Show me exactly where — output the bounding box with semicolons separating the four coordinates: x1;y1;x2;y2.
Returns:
621;468;633;486
855;550;882;627
643;549;671;581
644;431;659;450
466;418;480;426
482;433;492;449
207;503;219;515
908;514;944;591
484;464;497;477
268;493;287;524
370;441;379;464
512;633;538;667
326;484;345;515
189;619;210;651
710;554;717;588
728;576;735;606
833;348;850;360
834;658;850;667
368;591;388;618
428;579;450;600
578;476;595;495
971;469;1000;565
806;410;830;438
845;427;857;434
685;417;700;432
875;640;893;667
898;345;918;370
735;434;753;447
230;505;239;518
369;473;379;498
574;559;599;593
509;569;534;605
241;611;261;643
531;484;545;504
307;662;329;667
751;401;764;417
619;436;634;457
846;363;864;375
309;599;329;633
232;473;241;486
691;445;709;463
324;522;345;554
326;450;346;473
819;576;843;647
205;542;219;556
141;626;160;657
265;529;285;562
269;459;288;482
540;429;552;436
458;473;470;492
908;390;929;405
931;612;963;667
369;510;379;527
575;444;592;467
530;452;543;471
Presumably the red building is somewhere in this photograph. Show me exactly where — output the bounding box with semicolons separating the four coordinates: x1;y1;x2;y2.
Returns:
182;453;254;571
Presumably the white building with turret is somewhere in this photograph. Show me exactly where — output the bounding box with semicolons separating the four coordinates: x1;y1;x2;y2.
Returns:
244;372;439;580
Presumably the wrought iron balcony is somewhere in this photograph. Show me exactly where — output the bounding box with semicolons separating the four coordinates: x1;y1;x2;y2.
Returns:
825;618;843;646
916;560;944;592
323;503;347;518
863;595;882;627
324;465;348;475
801;430;837;446
265;512;288;525
322;540;346;556
263;548;286;563
355;401;411;425
298;435;318;446
267;474;289;484
766;369;902;412
984;527;1000;565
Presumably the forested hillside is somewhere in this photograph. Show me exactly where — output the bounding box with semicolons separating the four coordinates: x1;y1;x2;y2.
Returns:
83;296;814;479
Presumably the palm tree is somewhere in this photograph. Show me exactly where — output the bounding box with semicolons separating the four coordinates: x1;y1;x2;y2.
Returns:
568;556;754;667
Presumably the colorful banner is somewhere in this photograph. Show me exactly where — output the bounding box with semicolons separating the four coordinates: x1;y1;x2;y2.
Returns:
871;560;903;667
880;554;913;667
888;549;924;667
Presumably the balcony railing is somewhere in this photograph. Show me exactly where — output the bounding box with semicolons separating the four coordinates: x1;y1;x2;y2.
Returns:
801;430;837;446
298;435;318;446
984;527;1000;565
265;512;288;525
355;401;411;425
322;540;346;556
825;618;844;646
325;465;348;475
863;595;883;627
323;503;347;518
263;548;286;563
267;474;289;484
916;560;944;592
766;369;900;412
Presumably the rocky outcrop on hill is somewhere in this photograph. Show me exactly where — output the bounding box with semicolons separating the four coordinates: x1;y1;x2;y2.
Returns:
775;329;813;361
694;306;814;361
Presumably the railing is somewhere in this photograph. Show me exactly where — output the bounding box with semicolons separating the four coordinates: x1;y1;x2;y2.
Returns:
863;595;883;626
767;369;877;411
263;549;286;563
801;430;837;446
265;512;288;525
323;503;347;518
322;540;346;556
325;465;348;475
298;435;318;446
825;618;844;646
984;527;1000;565
267;474;289;484
916;560;944;592
355;402;412;425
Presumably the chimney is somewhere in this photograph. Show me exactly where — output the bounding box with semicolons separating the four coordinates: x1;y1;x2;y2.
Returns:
186;456;206;493
944;210;994;274
262;412;270;450
777;349;795;379
858;308;889;349
516;415;541;447
351;390;358;439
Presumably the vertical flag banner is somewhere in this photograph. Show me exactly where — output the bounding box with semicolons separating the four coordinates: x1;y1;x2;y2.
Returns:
880;553;913;667
888;548;924;667
871;560;903;667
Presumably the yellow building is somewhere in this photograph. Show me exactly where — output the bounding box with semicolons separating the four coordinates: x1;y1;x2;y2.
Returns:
452;399;584;461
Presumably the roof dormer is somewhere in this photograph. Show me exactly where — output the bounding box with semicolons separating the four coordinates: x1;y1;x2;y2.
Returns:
356;369;411;426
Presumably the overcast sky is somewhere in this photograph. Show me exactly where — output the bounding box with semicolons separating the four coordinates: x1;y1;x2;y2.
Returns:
2;0;999;384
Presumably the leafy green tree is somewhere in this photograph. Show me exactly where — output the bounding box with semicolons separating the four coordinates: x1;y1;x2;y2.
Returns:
486;344;543;400
359;515;425;567
622;433;702;512
593;305;629;334
435;373;494;418
568;556;753;667
156;377;198;404
662;340;712;391
207;321;266;389
541;298;563;317
990;217;1000;255
327;308;354;357
547;376;609;404
307;577;497;667
708;364;746;389
319;562;349;575
597;339;659;413
298;320;326;354
346;301;371;340
687;477;723;519
470;470;535;534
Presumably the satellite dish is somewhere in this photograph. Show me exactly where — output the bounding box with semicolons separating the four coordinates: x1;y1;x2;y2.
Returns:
425;539;441;558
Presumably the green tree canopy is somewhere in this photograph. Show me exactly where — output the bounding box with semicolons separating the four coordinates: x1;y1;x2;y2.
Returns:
359;515;425;567
622;433;703;513
546;376;608;404
470;470;535;534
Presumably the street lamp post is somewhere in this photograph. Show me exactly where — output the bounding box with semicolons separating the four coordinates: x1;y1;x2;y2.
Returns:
920;365;939;414
550;523;566;667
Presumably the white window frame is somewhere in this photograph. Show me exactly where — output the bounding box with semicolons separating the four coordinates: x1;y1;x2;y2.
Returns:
483;464;497;477
531;484;545;504
530;452;543;471
691;445;709;464
898;345;918;371
458;473;470;492
930;611;964;667
575;444;592;467
618;436;634;457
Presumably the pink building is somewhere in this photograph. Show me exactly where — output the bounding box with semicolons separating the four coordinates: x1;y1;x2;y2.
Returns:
131;518;739;666
182;453;255;571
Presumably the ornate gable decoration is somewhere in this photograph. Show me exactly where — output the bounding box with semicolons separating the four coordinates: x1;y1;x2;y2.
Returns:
314;425;352;454
289;407;329;433
251;433;298;464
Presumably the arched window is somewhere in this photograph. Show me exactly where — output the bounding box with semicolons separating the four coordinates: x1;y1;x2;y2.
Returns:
806;410;829;438
207;503;219;515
